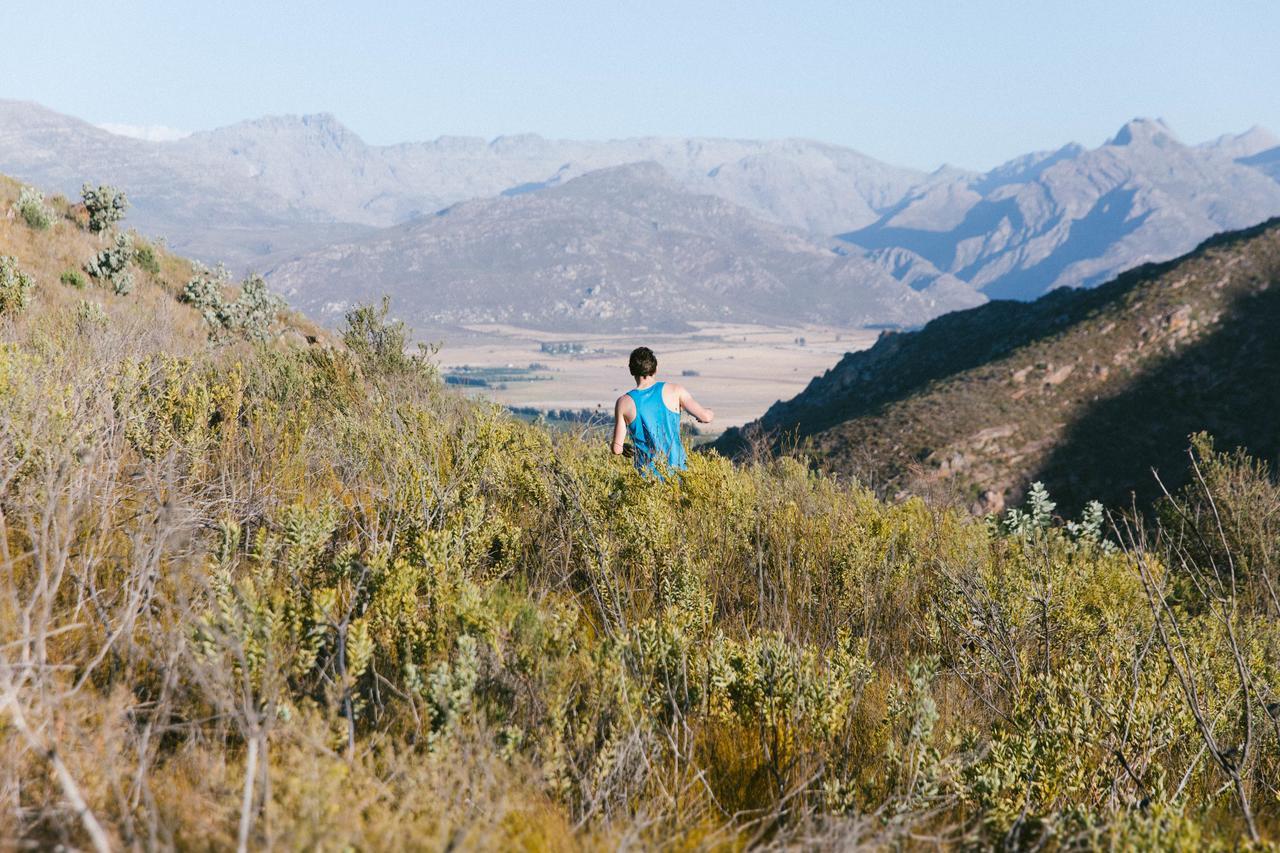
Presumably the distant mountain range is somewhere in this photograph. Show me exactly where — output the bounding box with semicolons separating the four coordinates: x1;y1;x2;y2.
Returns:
715;218;1280;513
0;99;926;266
3;100;1280;332
269;162;984;331
845;119;1280;300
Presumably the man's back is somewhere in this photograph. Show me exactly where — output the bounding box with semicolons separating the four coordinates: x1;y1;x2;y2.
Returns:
623;381;686;475
611;346;714;476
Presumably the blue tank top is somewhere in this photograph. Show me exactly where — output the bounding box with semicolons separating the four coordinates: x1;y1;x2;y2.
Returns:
627;382;686;477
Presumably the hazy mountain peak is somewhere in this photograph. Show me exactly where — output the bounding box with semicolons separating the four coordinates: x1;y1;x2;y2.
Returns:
95;123;192;142
269;161;979;333
929;163;975;179
977;142;1087;191
299;112;347;131
421;134;489;153
561;160;674;190
1202;125;1280;160
847;115;1280;301
199;111;364;149
489;133;551;155
1107;117;1179;148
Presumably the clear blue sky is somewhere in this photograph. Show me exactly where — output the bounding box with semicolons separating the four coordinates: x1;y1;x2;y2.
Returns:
5;0;1279;170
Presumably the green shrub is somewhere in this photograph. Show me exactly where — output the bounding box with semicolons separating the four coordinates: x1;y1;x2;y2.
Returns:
179;265;285;342
179;262;229;327
231;275;285;342
0;255;36;314
1158;432;1280;613
12;186;54;230
1;285;1277;847
59;270;86;289
84;233;135;295
80;182;128;233
133;241;161;275
342;296;435;376
74;298;109;332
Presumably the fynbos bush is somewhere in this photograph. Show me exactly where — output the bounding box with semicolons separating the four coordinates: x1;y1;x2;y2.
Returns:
342;296;436;376
74;299;109;332
180;264;284;341
12;186;55;230
84;233;136;295
1;280;1277;848
179;262;230;327
133;241;161;275
80;182;129;233
231;275;285;342
60;270;86;289
0;255;36;314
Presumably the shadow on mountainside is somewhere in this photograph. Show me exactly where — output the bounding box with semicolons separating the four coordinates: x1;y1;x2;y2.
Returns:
842;185;1149;302
713;257;1174;459
1029;279;1280;514
978;186;1149;301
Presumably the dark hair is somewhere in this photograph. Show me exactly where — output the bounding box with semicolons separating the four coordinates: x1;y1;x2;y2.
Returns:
628;346;657;378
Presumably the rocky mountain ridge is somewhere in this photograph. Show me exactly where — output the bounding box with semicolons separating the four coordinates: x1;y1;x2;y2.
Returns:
845;118;1280;300
0;100;927;266
715;218;1280;513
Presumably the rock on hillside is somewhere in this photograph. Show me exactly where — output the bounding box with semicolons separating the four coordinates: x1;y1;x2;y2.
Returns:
716;218;1280;513
267;162;986;333
843;119;1280;300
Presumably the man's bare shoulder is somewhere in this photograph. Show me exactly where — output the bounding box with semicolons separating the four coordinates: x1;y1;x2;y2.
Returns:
615;393;636;411
664;381;687;396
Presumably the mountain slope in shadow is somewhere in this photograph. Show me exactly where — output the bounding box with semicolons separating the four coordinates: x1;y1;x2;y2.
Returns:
1029;277;1280;511
715;219;1280;513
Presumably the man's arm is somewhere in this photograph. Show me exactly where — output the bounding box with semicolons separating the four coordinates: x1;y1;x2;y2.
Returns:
610;395;630;454
676;385;714;424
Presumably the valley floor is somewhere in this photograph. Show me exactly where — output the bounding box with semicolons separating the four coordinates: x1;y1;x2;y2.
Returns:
434;322;878;431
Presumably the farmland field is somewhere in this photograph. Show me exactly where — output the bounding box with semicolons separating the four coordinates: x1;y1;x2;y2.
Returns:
434;322;880;432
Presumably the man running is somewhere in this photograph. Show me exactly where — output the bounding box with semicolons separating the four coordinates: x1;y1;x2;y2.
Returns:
610;346;714;477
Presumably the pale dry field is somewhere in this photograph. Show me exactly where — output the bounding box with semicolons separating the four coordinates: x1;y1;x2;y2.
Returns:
433;322;880;431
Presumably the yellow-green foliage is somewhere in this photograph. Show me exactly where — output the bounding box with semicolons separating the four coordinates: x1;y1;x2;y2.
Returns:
0;254;36;314
12;185;55;230
1;220;1278;848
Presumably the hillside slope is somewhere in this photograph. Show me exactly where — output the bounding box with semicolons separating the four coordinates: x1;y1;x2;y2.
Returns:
268;162;985;332
0;174;320;354
3;168;1278;848
717;218;1280;512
